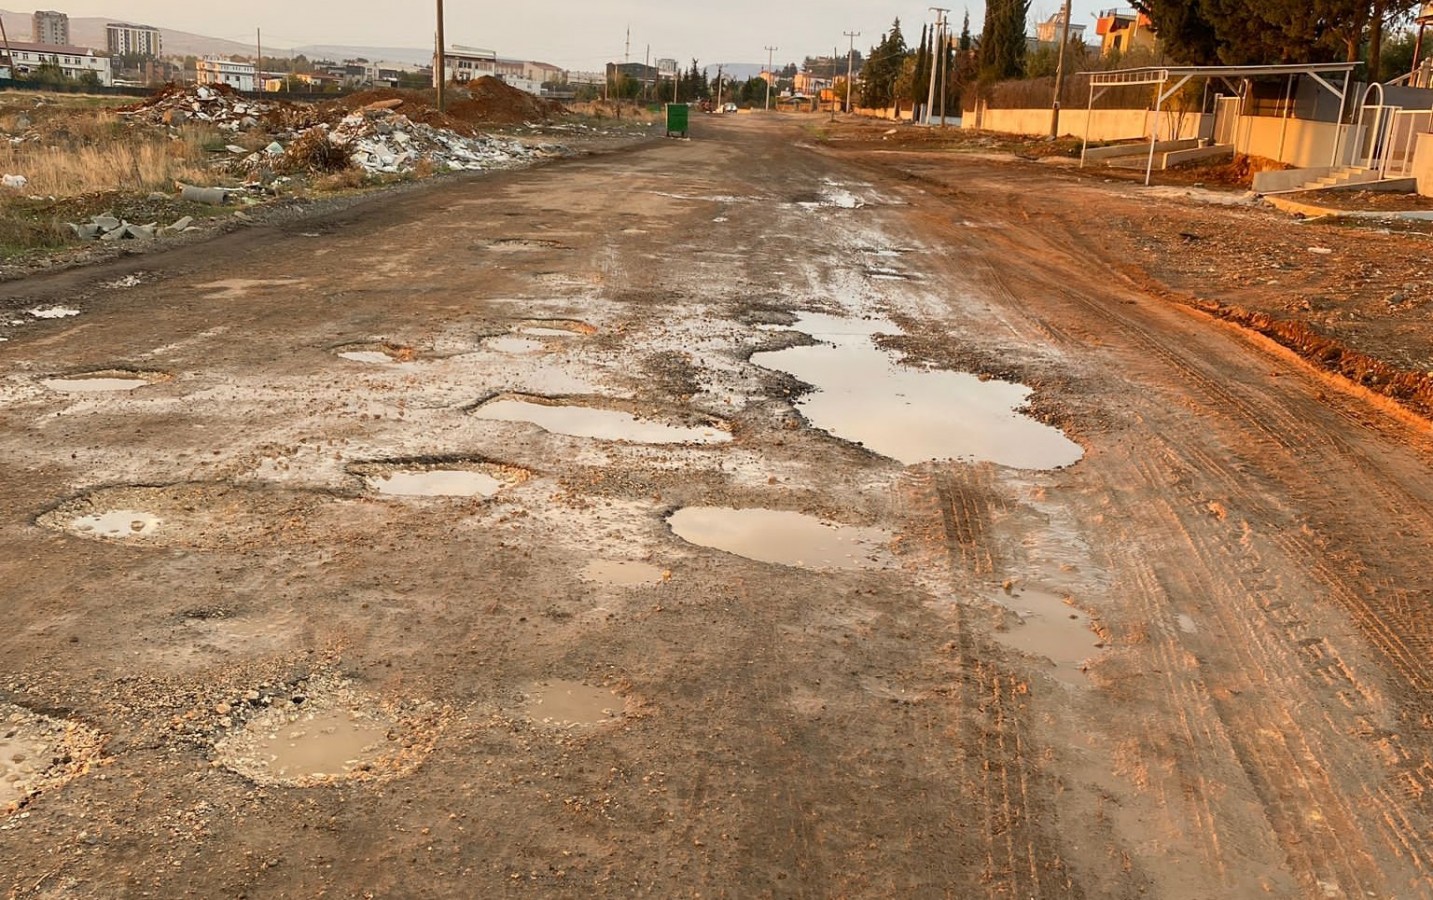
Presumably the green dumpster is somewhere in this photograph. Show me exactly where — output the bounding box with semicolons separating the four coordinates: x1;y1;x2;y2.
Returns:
665;103;689;138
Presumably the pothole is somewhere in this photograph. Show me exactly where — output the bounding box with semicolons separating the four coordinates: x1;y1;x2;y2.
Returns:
580;559;669;586
1;704;104;816
41;370;170;393
523;680;624;728
752;312;1083;469
991;586;1102;686
196;278;303;300
348;459;531;499
38;483;338;550
863;267;915;282
212;677;441;787
333;342;419;365
667;506;891;570
515;319;598;337
472;394;731;444
485;335;546;354
487;238;568;252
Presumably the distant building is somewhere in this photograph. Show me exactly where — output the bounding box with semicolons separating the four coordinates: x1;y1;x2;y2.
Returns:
196;57;256;92
1035;10;1086;44
32;11;69;46
566;70;605;86
524;60;564;84
438;45;497;85
3;41;112;85
106;22;162;58
794;71;833;94
607;61;658;85
1095;8;1156;56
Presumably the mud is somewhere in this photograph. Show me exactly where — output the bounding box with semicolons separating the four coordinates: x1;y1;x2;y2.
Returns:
0;705;103;816
580;559;668;586
667;506;891;570
990;586;1102;686
40;370;169;393
472;395;731;444
523;681;622;727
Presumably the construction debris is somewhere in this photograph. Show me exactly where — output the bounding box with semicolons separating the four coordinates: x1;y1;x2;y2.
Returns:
2;174;27;189
68;214;195;242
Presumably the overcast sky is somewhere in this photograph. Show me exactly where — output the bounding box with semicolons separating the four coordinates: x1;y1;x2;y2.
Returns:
47;1;1103;66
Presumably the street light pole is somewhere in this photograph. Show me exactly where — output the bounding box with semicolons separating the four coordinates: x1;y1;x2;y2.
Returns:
843;31;860;114
1049;0;1073;138
765;45;778;110
435;0;446;112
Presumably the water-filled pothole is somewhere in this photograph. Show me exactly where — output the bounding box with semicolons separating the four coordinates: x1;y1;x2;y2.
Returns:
486;335;546;354
1;704;104;815
667;506;890;570
42;370;170;393
351;459;529;499
991;587;1102;686
472;395;730;444
581;559;668;586
752;313;1083;469
334;342;419;365
70;510;163;539
523;680;623;727
213;678;440;787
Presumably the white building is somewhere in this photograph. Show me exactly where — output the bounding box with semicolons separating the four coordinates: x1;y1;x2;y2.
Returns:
196;57;256;92
437;45;496;85
32;11;69;46
106;22;162;58
2;41;112;85
566;70;605;85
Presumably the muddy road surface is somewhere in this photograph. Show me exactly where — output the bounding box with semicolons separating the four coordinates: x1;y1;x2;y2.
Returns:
4;115;1433;898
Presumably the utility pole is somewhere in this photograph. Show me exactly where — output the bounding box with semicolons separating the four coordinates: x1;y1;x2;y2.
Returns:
764;45;778;110
256;28;261;92
0;16;13;86
843;31;860;113
829;46;838;121
716;64;724;109
1049;0;1073;137
938;25;950;127
435;0;445;112
925;7;949;125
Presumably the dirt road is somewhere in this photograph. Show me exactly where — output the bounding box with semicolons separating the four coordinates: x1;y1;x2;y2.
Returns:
3;114;1433;898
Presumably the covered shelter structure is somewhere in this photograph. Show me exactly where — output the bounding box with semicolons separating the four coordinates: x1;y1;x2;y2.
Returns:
1078;62;1362;185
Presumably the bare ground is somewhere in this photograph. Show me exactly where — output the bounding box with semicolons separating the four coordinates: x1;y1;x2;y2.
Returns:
1;114;1432;898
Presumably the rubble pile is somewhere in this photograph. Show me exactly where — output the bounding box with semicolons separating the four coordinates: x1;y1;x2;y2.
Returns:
118;83;305;132
68;214;195;242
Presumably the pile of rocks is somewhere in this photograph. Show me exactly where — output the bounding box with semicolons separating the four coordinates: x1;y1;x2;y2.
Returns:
119;84;296;132
69;214;196;242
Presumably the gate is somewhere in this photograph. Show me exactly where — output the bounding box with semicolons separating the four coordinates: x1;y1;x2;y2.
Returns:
1212;95;1240;146
1381;109;1430;177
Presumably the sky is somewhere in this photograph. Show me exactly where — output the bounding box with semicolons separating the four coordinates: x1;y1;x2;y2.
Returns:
43;0;1105;67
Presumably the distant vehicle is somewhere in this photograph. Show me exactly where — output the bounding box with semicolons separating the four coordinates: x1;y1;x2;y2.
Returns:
723;103;738;113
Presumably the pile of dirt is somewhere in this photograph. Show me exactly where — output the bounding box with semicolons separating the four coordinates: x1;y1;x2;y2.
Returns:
447;76;564;125
118;82;308;132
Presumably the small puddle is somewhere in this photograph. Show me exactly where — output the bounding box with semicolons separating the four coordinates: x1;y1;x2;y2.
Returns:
581;559;668;586
70;510;162;538
368;469;505;498
667;506;890;570
752;313;1083;469
473;396;730;444
239;709;391;781
524;680;622;727
0;733;48;809
43;376;150;392
1;704;103;815
336;343;419;366
992;588;1101;685
520;328;581;337
486;335;546;354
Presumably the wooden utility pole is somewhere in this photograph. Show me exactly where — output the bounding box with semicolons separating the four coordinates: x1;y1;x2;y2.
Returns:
435;0;446;112
0;16;15;84
256;28;262;92
1049;0;1073;137
843;31;860;113
925;8;949;124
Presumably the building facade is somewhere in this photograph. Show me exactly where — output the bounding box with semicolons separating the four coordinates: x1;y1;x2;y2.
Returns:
2;41;112;85
1035;11;1087;45
1095;9;1156;56
32;11;69;46
437;46;497;85
106;22;162;58
196;57;256;92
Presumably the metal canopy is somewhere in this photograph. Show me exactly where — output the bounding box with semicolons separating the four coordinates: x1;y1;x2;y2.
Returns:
1079;62;1363;185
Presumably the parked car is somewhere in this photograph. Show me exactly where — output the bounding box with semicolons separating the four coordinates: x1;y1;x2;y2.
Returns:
723;103;738;113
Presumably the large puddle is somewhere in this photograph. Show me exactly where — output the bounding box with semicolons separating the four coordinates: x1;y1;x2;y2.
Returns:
233;709;391;781
581;559;668;586
41;370;169;393
667;506;890;570
751;313;1082;469
992;587;1102;685
70;510;162;539
524;680;622;727
473;396;730;444
369;470;505;498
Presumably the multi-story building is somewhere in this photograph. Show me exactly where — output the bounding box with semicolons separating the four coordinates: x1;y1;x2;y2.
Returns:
1035;10;1087;45
2;41;112;85
437;45;497;85
32;11;69;47
523;61;565;85
196;57;256;92
566;70;605;86
106;22;162;58
1094;9;1156;56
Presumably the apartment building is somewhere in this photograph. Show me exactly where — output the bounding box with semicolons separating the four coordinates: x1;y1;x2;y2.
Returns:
196;57;256;92
106;22;162;58
32;11;69;46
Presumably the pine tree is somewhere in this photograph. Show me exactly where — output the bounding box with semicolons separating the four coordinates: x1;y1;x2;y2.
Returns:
912;25;932;106
980;0;1030;80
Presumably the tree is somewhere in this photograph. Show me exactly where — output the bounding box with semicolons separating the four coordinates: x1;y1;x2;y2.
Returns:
912;25;932;106
981;0;1032;80
859;17;910;108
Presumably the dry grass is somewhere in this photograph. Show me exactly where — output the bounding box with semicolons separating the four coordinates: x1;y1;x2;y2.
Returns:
0;112;218;197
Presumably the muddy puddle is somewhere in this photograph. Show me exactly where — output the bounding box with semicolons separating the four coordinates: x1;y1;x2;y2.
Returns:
991;587;1102;685
581;559;668;586
1;704;104;815
485;335;546;354
41;370;169;393
667;506;890;570
524;680;623;727
70;510;163;539
752;313;1083;469
351;460;528;499
213;678;440;787
473;395;730;444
